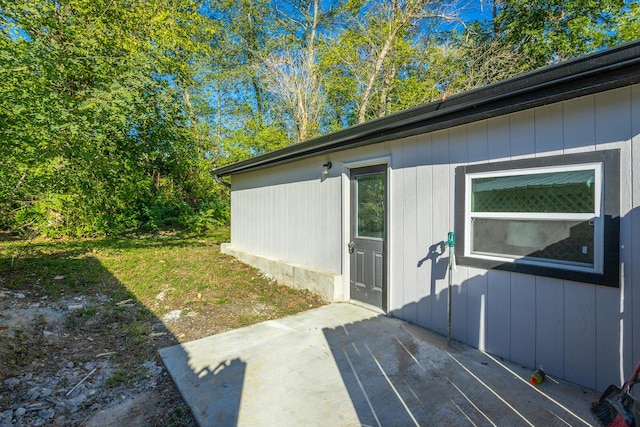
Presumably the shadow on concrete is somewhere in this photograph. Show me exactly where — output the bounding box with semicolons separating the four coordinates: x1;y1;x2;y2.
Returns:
162;302;599;426
159;346;246;426
322;311;598;427
322;315;433;426
156;216;628;426
332;213;628;425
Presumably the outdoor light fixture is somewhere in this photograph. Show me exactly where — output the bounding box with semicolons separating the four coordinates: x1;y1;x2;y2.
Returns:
322;162;332;176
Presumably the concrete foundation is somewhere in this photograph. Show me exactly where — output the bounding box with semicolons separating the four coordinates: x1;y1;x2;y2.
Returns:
221;244;343;302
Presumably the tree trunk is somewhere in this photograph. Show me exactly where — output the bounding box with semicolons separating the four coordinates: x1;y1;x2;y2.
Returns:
378;61;395;118
357;31;397;124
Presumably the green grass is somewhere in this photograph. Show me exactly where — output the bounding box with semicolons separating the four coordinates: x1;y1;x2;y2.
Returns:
1;229;310;427
2;228;213;301
0;227;324;344
106;367;147;388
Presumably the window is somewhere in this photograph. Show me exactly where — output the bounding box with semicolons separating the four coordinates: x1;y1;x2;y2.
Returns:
455;150;619;287
356;173;385;239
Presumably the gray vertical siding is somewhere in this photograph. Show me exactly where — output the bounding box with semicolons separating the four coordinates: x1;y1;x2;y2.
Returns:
228;84;639;391
401;136;419;324
449;126;469;343
562;92;600;388
231;157;342;273
415;133;433;329
595;88;633;388
430;131;451;335
533;102;566;382
633;84;640;384
510;273;536;369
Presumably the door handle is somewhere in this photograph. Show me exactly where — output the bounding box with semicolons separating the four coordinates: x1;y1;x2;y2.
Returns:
348;241;355;254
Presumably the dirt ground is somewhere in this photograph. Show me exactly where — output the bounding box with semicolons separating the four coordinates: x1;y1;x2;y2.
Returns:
0;289;196;426
0;284;321;426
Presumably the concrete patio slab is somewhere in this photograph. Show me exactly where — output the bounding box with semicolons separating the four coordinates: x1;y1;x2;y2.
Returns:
159;303;599;427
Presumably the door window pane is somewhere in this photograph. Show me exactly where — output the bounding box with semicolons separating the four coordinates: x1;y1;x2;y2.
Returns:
357;174;384;238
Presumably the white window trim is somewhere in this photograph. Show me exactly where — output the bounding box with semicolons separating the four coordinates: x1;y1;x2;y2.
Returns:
463;162;605;274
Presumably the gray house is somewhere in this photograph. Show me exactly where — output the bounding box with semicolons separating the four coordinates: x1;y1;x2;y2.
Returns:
214;40;640;392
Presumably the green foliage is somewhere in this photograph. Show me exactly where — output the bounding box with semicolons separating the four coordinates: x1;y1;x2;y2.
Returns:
493;0;629;67
0;229;324;329
1;0;637;238
440;0;638;96
201;0;292;162
106;367;146;388
616;2;640;41
221;120;289;165
0;0;228;237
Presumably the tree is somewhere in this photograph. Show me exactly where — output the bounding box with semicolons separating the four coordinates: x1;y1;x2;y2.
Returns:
4;0;636;238
440;20;528;97
492;0;630;68
438;0;638;97
615;1;640;42
202;0;291;162
324;0;460;124
0;0;224;236
260;0;336;143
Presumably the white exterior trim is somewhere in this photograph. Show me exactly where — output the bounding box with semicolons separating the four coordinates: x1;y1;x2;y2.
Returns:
341;156;392;310
463;161;605;274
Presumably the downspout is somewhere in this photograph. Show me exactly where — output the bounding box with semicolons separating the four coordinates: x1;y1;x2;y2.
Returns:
213;174;231;188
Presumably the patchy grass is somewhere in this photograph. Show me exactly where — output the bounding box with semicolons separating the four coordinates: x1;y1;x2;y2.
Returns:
0;227;325;374
0;227;325;425
106;366;148;388
0;228;323;322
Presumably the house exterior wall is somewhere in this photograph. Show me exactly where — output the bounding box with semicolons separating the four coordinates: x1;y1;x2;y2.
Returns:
227;84;640;391
230;156;343;273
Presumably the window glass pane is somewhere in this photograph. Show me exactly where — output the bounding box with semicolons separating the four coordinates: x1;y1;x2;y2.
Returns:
357;174;384;238
472;170;595;213
471;218;594;266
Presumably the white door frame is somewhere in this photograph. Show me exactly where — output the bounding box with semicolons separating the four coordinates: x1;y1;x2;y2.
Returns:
341;156;392;311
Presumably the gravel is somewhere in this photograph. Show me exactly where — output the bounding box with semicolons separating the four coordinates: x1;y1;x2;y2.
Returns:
0;290;194;426
1;357;170;426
